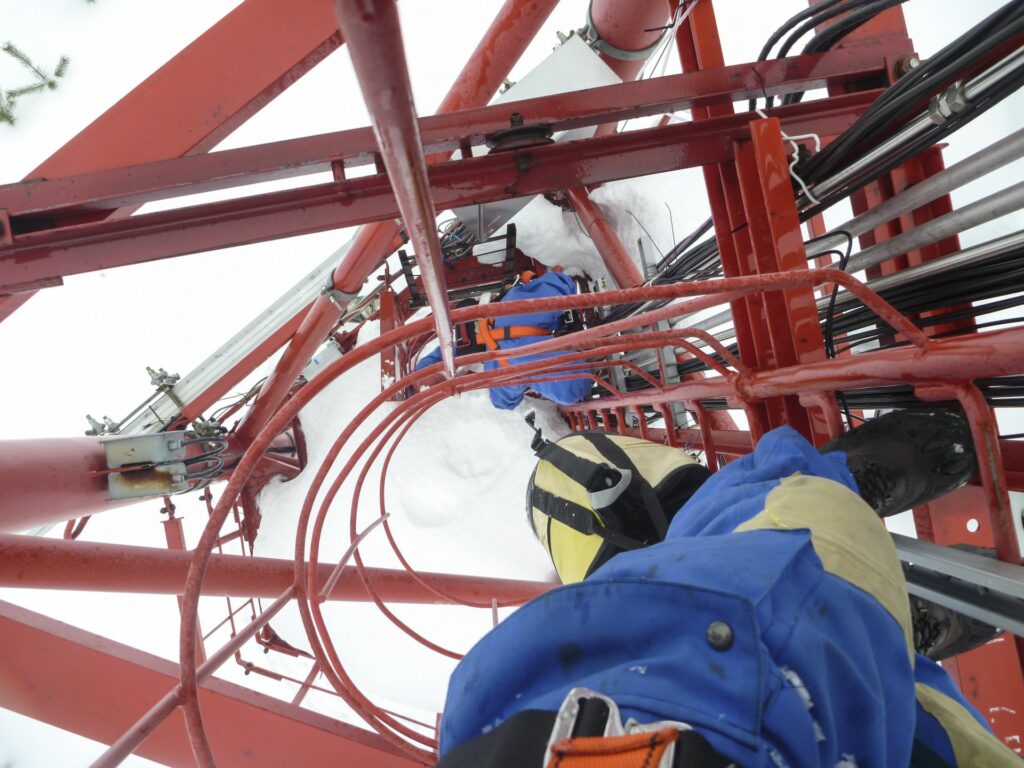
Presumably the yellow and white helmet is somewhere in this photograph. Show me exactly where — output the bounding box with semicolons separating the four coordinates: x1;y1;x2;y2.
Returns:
526;431;709;584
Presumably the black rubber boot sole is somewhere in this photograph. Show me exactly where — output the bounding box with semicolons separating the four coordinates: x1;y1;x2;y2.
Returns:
912;593;1001;661
819;411;977;517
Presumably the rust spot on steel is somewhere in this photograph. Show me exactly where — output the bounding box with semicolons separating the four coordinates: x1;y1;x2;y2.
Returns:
114;466;176;494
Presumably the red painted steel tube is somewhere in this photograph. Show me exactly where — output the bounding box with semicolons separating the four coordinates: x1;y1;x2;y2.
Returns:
0;92;875;295
0;46;902;222
333;0;455;375
737;119;834;444
566;187;646;288
0;600;418;768
231;0;559;447
0;533;552;604
590;0;669;81
0;438;134;533
433;0;562;115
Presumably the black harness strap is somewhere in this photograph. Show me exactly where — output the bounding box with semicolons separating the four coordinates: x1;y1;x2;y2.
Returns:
533;439;622;494
530;487;645;551
583;432;670;540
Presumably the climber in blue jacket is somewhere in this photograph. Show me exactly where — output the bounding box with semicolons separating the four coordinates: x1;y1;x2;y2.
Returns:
482;268;592;411
438;412;1020;767
416;269;593;410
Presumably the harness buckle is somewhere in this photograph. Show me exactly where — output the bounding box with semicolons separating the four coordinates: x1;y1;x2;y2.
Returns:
587;467;633;511
544;688;693;768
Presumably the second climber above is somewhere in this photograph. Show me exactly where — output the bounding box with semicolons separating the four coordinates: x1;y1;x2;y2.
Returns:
479;267;593;411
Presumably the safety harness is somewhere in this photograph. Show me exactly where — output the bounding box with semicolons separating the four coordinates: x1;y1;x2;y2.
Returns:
475;270;584;367
438;687;735;767
477;319;554;368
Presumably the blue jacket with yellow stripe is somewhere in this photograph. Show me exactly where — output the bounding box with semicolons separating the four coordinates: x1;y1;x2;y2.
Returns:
440;427;1020;766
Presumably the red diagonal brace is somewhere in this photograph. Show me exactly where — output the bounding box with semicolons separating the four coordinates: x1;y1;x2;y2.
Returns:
3;0;344;324
333;0;455;375
0;599;418;767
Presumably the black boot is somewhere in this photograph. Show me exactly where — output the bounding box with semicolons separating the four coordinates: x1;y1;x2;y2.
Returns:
819;411;977;517
911;594;1002;660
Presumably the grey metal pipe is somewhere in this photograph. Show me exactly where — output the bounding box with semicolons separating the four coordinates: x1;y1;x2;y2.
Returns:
964;45;1024;100
678;229;1024;349
822;229;1024;313
809;113;932;202
843;178;1024;274
807;127;1024;259
895;533;1024;635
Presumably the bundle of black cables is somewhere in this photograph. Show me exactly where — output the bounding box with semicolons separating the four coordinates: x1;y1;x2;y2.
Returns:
798;0;1024;212
749;0;910;112
601;218;721;324
609;1;1024;324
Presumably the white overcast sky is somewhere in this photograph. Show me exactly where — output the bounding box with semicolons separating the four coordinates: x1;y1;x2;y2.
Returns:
0;0;1020;765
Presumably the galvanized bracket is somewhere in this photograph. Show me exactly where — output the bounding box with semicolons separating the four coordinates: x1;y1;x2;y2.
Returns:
102;431;189;500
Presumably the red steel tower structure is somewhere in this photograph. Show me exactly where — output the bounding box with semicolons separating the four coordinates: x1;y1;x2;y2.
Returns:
1;0;1023;764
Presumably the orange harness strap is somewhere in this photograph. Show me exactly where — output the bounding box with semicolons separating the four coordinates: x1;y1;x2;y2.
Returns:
475;320;553;369
547;728;678;768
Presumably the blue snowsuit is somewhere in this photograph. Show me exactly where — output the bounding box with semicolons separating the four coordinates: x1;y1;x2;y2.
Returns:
484;271;592;410
440;427;1019;766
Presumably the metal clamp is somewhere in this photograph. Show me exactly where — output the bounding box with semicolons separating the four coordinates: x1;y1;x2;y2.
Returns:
582;2;666;61
321;284;358;314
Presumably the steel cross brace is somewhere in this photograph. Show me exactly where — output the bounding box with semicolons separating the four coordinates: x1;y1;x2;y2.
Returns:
0;46;903;226
0;91;877;296
0;0;345;322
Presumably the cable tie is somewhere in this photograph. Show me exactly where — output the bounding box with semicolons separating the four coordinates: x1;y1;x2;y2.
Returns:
755;108;822;205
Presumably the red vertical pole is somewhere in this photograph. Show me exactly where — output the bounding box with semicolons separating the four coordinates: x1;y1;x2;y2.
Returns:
734;120;833;444
162;501;207;665
671;0;772;441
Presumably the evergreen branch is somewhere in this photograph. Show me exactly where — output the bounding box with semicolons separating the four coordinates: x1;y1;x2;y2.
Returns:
53;55;70;79
7;82;47;101
0;92;15;125
2;42;51;84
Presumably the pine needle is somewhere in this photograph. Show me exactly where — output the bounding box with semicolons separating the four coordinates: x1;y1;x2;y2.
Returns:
7;82;47;101
54;55;70;79
0;91;15;125
2;42;51;84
